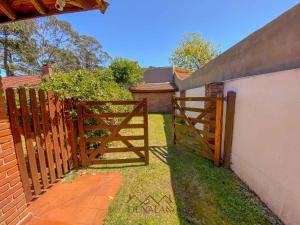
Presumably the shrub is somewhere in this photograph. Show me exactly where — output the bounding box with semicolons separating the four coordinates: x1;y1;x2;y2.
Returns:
41;68;133;150
41;68;132;102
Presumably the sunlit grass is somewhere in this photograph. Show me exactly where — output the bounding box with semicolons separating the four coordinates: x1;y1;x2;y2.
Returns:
64;114;281;225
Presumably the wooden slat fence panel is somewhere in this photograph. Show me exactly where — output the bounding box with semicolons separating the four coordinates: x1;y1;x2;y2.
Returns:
55;94;69;173
19;88;42;195
6;88;77;202
29;89;49;189
6;88;32;202
39;90;56;183
48;91;63;178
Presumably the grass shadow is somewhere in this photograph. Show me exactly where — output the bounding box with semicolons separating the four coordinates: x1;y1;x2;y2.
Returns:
160;114;280;225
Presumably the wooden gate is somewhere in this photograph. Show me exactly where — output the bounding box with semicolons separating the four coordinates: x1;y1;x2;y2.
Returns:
172;94;223;166
77;99;149;166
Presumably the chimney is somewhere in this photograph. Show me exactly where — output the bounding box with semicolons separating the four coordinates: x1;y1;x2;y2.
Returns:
42;64;53;76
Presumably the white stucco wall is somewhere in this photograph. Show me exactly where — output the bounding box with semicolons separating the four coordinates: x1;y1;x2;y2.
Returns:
223;68;300;225
175;87;206;129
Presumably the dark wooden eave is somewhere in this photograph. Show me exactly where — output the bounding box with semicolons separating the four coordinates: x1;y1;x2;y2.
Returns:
0;0;109;24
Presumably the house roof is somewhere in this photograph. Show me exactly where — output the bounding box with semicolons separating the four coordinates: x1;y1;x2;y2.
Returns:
1;75;45;89
143;66;192;83
130;82;177;93
144;67;174;83
173;67;192;80
0;0;109;24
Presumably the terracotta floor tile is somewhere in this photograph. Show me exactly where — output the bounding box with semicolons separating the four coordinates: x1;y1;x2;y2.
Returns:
90;196;114;210
28;173;122;225
92;210;109;225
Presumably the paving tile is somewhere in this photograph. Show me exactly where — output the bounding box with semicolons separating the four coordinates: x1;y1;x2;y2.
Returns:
92;210;109;225
28;173;122;225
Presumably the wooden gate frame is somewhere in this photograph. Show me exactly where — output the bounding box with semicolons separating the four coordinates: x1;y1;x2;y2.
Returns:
77;99;149;166
172;94;223;166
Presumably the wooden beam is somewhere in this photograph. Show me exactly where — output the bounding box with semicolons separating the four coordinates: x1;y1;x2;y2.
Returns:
30;0;46;15
96;0;109;14
0;0;16;20
223;91;236;169
68;0;92;9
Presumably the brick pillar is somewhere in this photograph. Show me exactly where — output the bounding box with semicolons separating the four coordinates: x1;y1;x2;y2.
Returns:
204;82;224;138
42;64;53;76
0;77;31;225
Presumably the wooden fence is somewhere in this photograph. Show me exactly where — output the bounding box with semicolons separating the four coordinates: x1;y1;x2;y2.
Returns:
6;88;78;202
172;94;223;166
77;99;149;166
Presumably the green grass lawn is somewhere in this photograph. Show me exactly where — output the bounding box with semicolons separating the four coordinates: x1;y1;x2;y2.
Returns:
65;114;282;225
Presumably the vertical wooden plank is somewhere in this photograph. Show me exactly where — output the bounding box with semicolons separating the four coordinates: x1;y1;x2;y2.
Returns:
172;96;176;144
143;98;149;165
6;88;32;202
223;91;236;169
214;93;223;166
67;117;79;169
62;100;72;164
179;90;186;123
77;104;87;166
48;91;63;178
39;90;56;183
55;96;68;173
29;89;48;189
179;90;186;107
18;88;41;195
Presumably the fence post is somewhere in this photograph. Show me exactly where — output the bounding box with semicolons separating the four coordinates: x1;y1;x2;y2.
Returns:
214;93;223;166
172;96;176;144
66;117;79;169
223;91;236;168
143;98;149;165
77;104;88;166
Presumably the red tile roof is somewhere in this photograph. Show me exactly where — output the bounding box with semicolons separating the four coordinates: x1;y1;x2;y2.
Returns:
1;75;46;89
130;82;177;93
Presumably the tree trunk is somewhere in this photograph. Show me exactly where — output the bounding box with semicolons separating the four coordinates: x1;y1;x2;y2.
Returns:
3;28;11;76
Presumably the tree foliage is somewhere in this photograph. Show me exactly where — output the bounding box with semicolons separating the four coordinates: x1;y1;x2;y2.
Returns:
41;68;132;102
0;17;110;76
0;20;37;76
109;58;144;87
170;33;219;72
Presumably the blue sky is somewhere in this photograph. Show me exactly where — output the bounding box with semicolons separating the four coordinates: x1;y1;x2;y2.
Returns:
58;0;299;68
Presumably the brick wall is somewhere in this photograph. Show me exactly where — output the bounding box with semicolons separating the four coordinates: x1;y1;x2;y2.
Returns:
132;92;175;113
0;78;30;225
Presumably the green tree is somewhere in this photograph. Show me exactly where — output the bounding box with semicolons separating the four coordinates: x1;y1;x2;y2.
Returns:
34;17;110;73
109;58;144;87
74;35;110;69
0;20;38;76
170;33;220;71
34;17;79;72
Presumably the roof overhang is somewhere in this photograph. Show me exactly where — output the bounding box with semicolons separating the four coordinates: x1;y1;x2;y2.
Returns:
0;0;109;24
130;82;178;93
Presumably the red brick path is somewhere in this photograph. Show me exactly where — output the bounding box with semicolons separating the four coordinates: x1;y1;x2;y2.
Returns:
27;173;122;225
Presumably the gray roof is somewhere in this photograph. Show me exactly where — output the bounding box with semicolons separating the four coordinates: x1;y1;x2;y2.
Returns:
144;67;174;83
